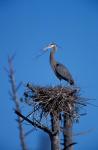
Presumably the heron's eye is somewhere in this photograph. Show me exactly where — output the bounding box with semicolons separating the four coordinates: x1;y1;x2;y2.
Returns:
50;43;53;46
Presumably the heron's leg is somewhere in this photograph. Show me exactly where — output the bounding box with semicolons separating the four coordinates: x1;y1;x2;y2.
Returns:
60;80;62;87
66;82;69;87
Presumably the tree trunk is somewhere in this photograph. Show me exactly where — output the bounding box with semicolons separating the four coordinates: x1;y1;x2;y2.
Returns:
63;116;73;150
50;113;60;150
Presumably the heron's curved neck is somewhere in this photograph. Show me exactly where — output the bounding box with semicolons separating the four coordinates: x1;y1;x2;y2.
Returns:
50;47;57;68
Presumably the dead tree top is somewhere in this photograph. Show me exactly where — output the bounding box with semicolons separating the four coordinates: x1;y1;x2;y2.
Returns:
23;83;86;121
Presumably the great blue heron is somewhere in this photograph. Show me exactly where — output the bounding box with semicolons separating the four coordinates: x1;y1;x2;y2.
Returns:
44;43;74;85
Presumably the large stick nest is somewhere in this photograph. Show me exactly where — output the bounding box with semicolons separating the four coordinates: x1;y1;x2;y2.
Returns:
23;83;86;121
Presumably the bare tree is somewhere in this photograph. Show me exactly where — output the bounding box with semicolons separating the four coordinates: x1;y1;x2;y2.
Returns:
8;56;28;150
16;83;86;150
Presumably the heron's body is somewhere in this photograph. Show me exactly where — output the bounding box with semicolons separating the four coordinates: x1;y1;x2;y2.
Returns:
49;44;74;85
44;43;74;85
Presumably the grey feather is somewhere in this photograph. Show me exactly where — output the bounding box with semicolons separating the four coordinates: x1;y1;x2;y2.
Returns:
55;63;74;85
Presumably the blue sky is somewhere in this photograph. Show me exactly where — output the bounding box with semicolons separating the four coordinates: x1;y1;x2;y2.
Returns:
0;0;98;150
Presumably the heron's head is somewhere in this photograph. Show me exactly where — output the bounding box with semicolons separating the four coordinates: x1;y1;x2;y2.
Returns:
43;42;57;51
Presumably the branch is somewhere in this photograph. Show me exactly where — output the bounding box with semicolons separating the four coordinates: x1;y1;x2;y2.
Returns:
65;142;77;149
15;110;52;136
8;56;28;150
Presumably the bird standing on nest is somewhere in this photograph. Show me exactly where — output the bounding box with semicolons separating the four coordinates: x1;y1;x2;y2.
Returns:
44;42;74;85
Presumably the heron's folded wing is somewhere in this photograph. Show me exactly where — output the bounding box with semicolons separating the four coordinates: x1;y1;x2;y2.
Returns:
55;63;73;80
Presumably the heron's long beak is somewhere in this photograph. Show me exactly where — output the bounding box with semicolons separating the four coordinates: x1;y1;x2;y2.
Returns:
43;46;51;51
32;45;53;60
